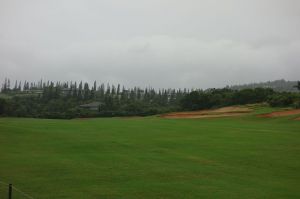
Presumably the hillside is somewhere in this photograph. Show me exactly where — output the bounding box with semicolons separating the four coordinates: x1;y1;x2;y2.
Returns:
229;79;299;92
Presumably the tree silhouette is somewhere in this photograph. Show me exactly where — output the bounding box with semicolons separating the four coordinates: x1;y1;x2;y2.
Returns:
294;81;300;91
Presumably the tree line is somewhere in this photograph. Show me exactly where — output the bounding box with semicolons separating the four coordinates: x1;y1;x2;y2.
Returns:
0;79;299;119
0;79;187;118
230;79;300;93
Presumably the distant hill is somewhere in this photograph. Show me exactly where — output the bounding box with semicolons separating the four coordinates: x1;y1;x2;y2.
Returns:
229;79;299;92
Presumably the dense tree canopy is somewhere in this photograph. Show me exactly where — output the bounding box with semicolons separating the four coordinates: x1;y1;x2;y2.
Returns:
0;79;299;118
295;81;300;91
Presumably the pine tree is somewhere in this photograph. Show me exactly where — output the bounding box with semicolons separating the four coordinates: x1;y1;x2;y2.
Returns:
106;83;111;96
295;81;300;91
23;81;27;91
111;85;116;96
90;81;97;99
18;81;22;91
14;80;18;91
117;84;120;97
3;78;7;92
78;81;83;100
83;82;90;100
7;79;10;91
120;86;127;103
73;82;78;98
99;83;105;100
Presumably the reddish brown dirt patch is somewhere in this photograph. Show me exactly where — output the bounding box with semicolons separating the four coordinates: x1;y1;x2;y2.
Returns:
259;109;300;118
161;106;252;119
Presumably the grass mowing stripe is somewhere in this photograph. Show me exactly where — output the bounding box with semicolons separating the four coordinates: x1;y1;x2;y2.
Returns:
0;109;299;198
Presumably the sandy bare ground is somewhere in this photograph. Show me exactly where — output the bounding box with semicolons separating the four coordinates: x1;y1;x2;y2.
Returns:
259;109;300;118
160;106;252;119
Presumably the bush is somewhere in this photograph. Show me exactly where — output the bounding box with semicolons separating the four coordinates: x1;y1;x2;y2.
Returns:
293;100;300;109
267;94;294;107
0;98;7;115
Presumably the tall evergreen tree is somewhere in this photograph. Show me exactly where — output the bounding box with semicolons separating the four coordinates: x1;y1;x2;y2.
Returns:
78;81;83;100
295;81;300;91
83;82;90;100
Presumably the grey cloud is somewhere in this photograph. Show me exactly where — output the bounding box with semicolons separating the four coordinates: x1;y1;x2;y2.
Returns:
0;0;299;89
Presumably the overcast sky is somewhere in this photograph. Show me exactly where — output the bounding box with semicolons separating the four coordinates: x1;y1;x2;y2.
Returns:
0;0;299;89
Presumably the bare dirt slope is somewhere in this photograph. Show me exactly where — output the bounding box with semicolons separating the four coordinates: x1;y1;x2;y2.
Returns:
259;109;300;118
161;106;252;119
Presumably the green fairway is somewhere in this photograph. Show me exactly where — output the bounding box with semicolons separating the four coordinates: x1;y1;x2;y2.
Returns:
0;109;300;198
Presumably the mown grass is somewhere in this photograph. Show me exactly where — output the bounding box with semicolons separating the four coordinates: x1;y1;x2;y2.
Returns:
0;106;299;198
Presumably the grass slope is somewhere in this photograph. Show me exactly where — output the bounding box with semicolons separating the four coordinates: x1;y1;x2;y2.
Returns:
0;107;299;198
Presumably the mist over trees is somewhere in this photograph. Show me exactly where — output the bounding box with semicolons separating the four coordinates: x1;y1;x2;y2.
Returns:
0;78;299;119
230;79;300;93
